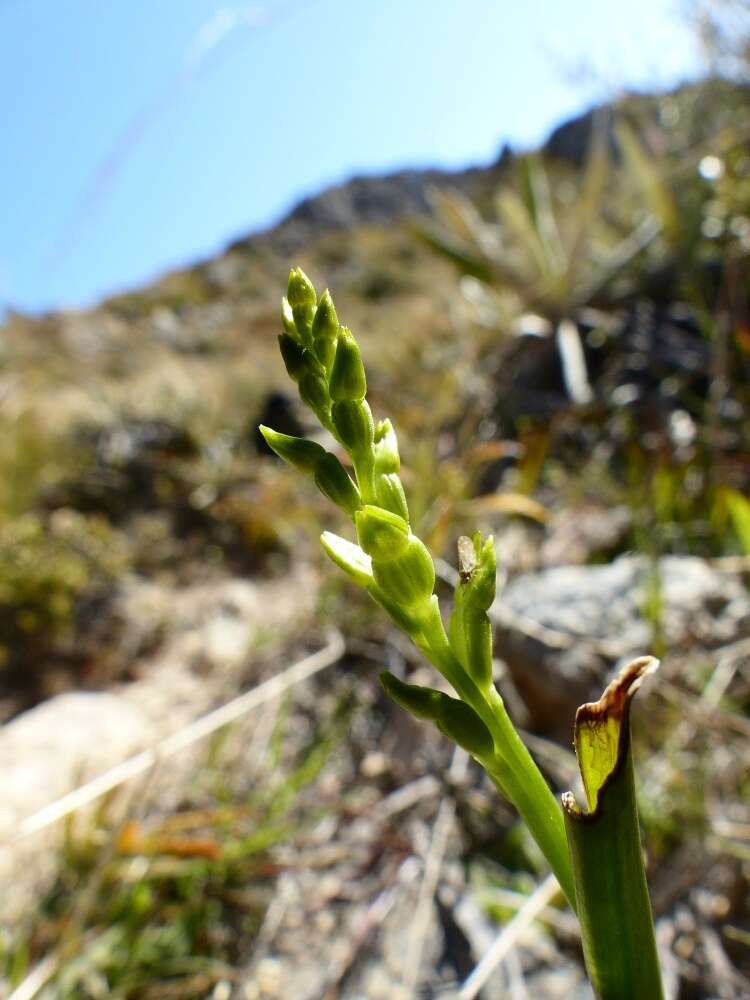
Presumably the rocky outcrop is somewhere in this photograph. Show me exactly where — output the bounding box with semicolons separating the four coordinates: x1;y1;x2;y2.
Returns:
493;556;750;736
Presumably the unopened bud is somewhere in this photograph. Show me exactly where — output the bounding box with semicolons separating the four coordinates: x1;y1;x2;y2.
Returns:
458;534;497;612
332;399;374;456
287;268;316;340
374;472;409;521
281;296;297;337
373;419;400;474
329;328;367;401
312;290;339;369
287;268;316;310
355;505;409;561
278;333;306;381
313;453;361;516
312;289;339;341
298;371;330;416
372;534;435;609
259;426;325;473
321;531;373;587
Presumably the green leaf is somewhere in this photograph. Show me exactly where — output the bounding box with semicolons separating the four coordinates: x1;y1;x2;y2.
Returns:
380;672;494;758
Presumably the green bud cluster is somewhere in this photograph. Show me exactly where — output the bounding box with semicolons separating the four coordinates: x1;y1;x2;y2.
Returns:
271;269;414;528
265;270;495;740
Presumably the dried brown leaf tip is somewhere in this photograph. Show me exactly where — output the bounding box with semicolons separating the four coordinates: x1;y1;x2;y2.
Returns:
576;655;660;728
457;535;478;582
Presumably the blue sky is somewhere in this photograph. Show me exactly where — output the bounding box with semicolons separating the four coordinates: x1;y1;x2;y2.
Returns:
1;0;702;313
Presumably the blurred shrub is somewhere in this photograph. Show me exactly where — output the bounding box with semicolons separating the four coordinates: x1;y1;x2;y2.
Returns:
0;510;129;659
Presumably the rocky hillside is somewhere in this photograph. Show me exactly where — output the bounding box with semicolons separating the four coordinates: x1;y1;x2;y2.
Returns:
1;77;749;997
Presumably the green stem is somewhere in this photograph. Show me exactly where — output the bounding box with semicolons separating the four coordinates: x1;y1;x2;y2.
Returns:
352;452;376;504
421;623;576;909
485;687;576;909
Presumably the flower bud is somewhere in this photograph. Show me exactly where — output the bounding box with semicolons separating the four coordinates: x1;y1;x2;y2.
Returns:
372;535;435;609
312;290;339;369
458;534;497;612
321;531;373;587
374;472;409;521
259;426;325;473
281;296;297;337
298;371;330;416
312;289;339;342
278;333;306;381
332;399;374;456
355;505;409;561
313;453;361;515
373;419;400;474
287;267;316;310
329;328;367;401
287;268;316;341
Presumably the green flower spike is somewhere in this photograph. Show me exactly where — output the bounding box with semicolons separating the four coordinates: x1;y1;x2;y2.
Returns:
266;270;666;994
